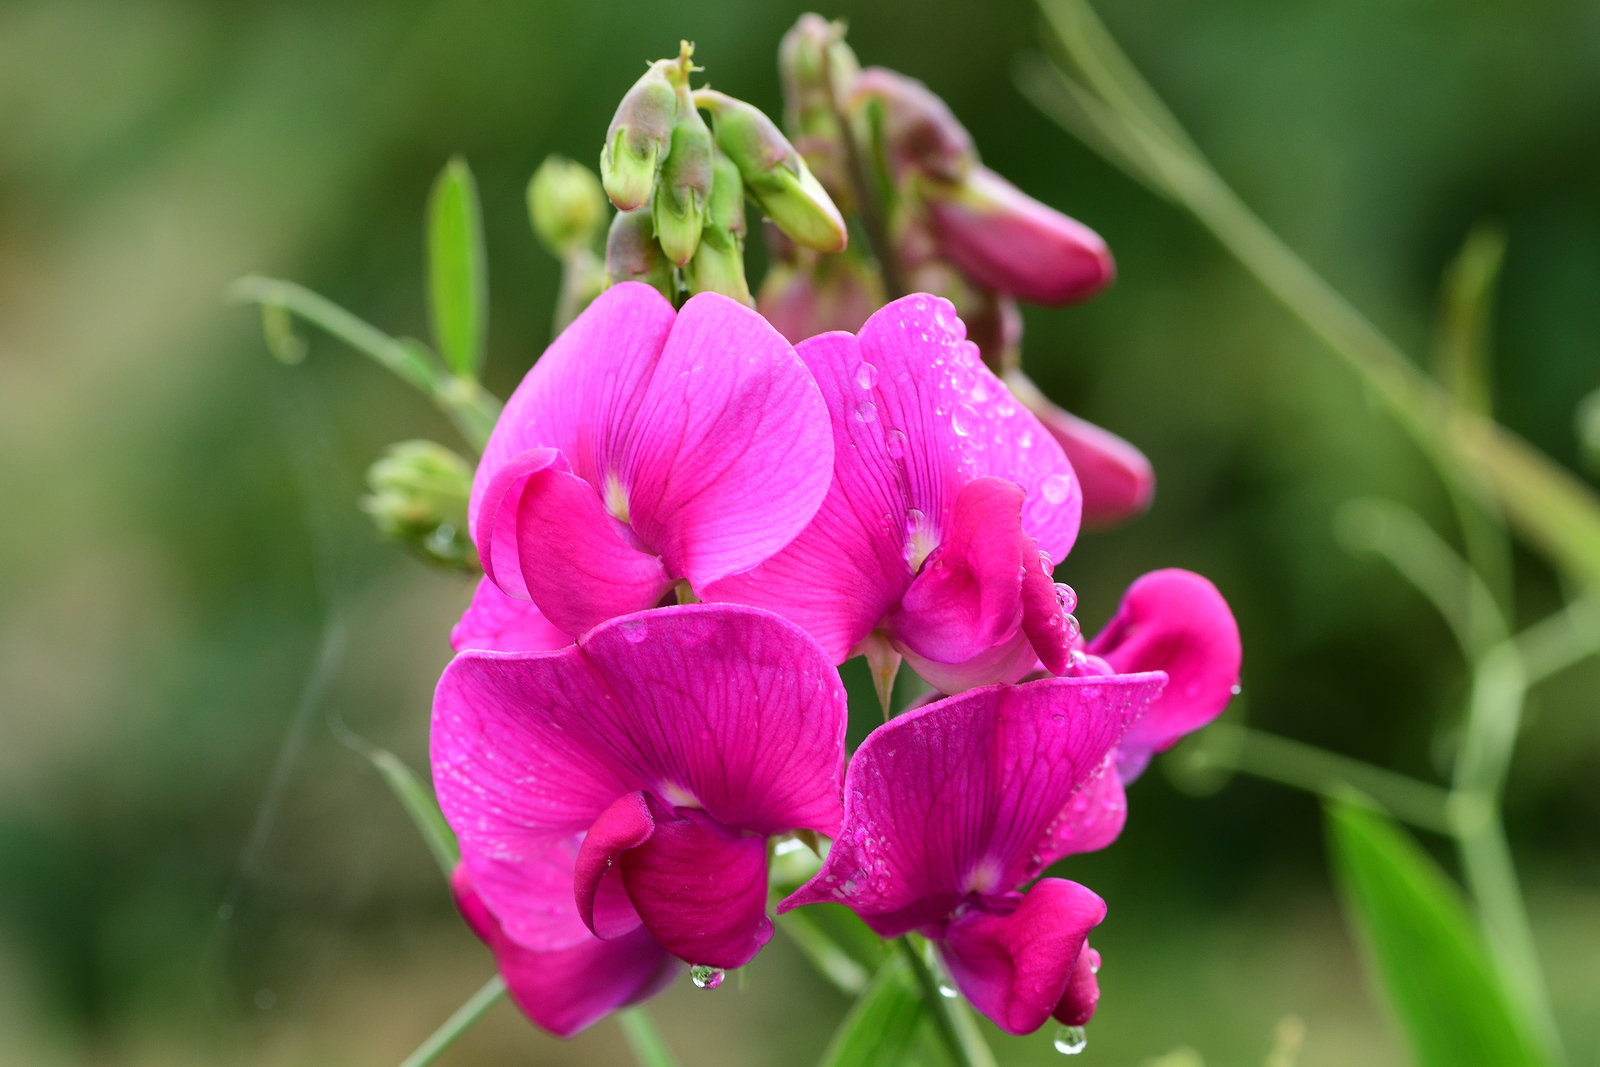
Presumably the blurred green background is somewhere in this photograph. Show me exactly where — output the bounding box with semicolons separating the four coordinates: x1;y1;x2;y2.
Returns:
2;0;1597;1064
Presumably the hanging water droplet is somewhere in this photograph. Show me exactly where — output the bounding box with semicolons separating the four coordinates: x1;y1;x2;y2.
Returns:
951;403;977;437
1231;683;1243;695
690;964;726;989
1054;583;1078;614
1041;473;1073;505
1053;1024;1087;1055
886;429;907;459
1063;614;1081;646
856;362;879;389
938;982;958;999
856;402;879;423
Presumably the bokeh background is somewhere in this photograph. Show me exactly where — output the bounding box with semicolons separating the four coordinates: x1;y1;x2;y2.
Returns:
2;0;1598;1064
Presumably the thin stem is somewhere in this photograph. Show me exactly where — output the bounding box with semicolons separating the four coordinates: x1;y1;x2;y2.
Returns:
820;36;905;299
617;1007;682;1067
773;906;869;995
396;975;507;1067
1516;597;1600;684
896;937;998;1067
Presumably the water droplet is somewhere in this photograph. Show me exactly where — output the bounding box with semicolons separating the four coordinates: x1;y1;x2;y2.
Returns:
856;362;879;389
970;379;991;403
856;402;878;423
1053;1024;1087;1055
1018;429;1035;449
1063;614;1081;646
1041;473;1073;505
1054;583;1078;614
886;429;907;459
1231;683;1243;695
938;983;958;999
620;618;649;643
951;404;977;437
690;964;726;989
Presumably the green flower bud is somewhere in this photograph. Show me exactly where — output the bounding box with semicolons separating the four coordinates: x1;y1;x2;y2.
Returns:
600;58;679;211
605;208;676;303
778;14;859;138
360;440;478;571
528;155;608;258
695;89;847;254
652;78;713;267
683;146;750;303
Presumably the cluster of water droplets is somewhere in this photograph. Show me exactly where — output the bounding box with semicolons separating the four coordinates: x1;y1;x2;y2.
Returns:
689;964;726;990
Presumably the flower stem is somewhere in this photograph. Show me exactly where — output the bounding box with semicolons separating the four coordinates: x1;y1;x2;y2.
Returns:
396;974;507;1067
820;32;904;300
896;937;998;1067
617;1006;681;1067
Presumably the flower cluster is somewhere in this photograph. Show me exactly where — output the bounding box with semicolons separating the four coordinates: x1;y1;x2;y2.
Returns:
433;283;1241;1039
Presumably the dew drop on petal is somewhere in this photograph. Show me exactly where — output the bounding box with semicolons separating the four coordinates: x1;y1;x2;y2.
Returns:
1063;613;1081;646
1041;473;1073;505
952;404;977;437
1054;583;1078;614
970;378;991;403
856;402;879;423
856;362;879;390
690;965;726;989
1053;1025;1088;1055
886;429;907;459
1231;683;1243;695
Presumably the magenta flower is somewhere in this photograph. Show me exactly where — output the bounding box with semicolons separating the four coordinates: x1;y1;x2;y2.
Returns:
451;577;570;653
470;282;834;641
705;294;1083;696
432;603;849;1028
780;671;1168;1035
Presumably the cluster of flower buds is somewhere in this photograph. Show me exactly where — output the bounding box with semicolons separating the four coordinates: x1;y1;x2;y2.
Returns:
360;440;478;570
597;42;848;307
763;16;1153;527
528;155;610;336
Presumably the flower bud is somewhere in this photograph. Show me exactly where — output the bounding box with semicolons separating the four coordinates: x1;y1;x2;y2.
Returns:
528;155;608;258
1002;369;1154;528
605;208;676;303
757;247;881;343
923;165;1115;305
360;440;479;570
600;58;678;211
683;146;751;303
652;78;714;266
850;67;975;182
778;14;859;138
696;88;847;254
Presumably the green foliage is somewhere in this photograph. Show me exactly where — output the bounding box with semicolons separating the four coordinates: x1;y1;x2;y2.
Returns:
1325;801;1548;1067
426;157;488;381
816;953;926;1067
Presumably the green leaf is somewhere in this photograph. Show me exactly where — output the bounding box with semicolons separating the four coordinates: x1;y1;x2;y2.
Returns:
427;157;488;380
1435;223;1505;420
817;954;926;1067
333;718;458;880
616;1007;682;1067
1325;800;1549;1067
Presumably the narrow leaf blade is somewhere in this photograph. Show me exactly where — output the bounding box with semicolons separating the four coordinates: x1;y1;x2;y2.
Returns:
427;157;488;380
370;746;459;879
817;954;925;1067
1326;801;1548;1067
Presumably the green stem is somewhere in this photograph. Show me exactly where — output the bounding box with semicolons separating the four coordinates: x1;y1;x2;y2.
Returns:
820;36;904;300
1516;597;1600;684
773;904;870;995
396;975;507;1067
617;1006;681;1067
897;937;998;1067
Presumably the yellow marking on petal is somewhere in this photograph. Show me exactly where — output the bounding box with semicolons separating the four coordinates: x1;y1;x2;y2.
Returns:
603;472;631;524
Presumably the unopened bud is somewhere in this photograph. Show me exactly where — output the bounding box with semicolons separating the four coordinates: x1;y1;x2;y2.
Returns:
361;440;479;570
528;155;607;258
778;14;859;138
1003;370;1154;528
600;58;679;211
683;147;750;303
697;88;847;254
757;248;882;344
653;76;713;266
851;67;975;182
605;208;677;303
924;165;1114;305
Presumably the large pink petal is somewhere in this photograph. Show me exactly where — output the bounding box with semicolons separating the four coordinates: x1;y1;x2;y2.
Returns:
780;673;1164;937
620;798;773;968
940;877;1105;1035
1054;943;1102;1027
451;862;677;1038
451;577;572;653
621;292;833;589
469;282;675;532
574;792;653;939
1032;753;1128;869
1086;569;1241;781
701;331;913;662
510;460;672;636
897;627;1040;696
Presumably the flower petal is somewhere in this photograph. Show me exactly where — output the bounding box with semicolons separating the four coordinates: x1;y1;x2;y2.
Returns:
1053;943;1102;1027
940;877;1105;1035
574;792;654;939
781;673;1164;937
701;331;912;662
451;577;572;653
621;292;834;589
1030;753;1128;871
620;798;773;968
469;282;676;534
1086;569;1241;781
451;862;678;1038
897;627;1040;696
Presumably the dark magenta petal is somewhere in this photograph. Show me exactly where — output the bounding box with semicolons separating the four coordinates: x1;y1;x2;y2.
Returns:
451;862;677;1038
940;878;1105;1035
574;792;654;939
1032;754;1128;870
1053;943;1102;1027
621;800;773;969
780;673;1163;938
451;578;572;653
898;627;1040;696
1086;569;1241;781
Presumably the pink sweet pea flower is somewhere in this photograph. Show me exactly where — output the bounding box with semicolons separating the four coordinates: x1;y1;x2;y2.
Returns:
432;603;849;1027
706;294;1083;697
451;577;571;653
470;282;833;642
780;671;1168;1035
